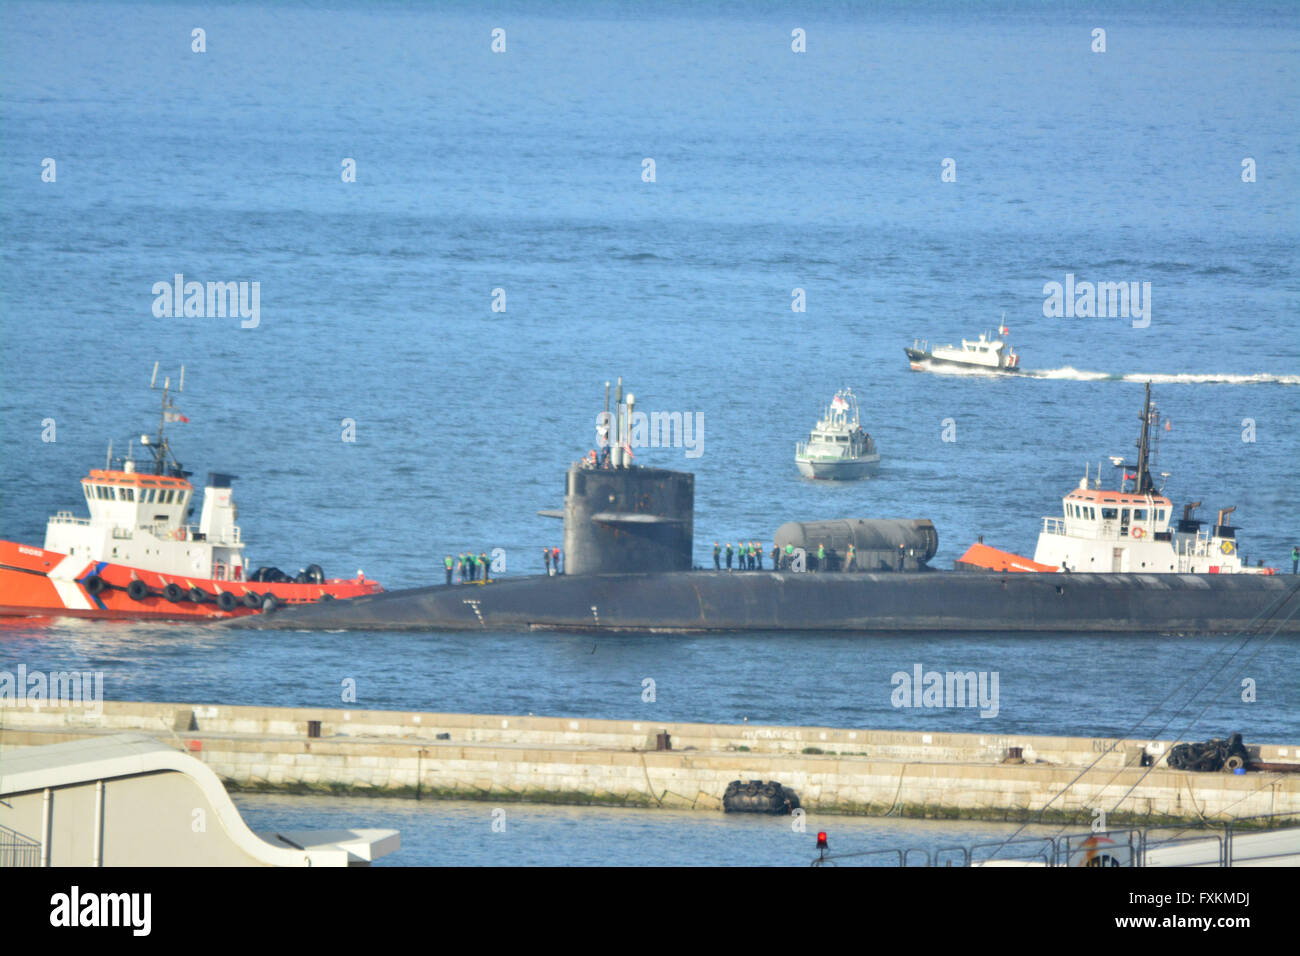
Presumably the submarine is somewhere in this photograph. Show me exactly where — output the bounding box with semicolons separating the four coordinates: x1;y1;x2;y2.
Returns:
237;379;1300;635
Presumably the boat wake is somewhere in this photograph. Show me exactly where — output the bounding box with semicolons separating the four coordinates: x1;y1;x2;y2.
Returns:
1024;368;1300;386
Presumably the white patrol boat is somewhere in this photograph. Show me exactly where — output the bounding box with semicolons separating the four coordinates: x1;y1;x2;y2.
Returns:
795;389;880;480
958;383;1275;575
906;318;1020;374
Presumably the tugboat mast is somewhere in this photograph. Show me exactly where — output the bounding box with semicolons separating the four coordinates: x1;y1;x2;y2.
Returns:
1134;381;1155;495
143;362;189;478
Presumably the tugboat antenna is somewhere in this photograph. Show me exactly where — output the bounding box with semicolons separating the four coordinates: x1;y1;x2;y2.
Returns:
147;364;187;477
1133;381;1155;495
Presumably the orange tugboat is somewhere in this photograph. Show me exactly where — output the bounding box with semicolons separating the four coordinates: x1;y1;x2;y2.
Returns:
0;366;381;621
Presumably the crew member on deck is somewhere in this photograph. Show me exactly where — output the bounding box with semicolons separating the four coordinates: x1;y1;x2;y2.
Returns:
1293;545;1299;574
725;542;733;570
552;547;561;574
771;543;780;570
713;541;721;569
845;543;855;572
755;541;763;570
444;555;453;585
544;548;552;575
816;543;825;572
479;551;490;582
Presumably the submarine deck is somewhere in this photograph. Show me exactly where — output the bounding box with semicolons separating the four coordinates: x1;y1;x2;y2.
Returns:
233;569;1300;634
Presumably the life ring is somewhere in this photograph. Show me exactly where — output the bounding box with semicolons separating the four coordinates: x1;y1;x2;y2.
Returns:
1131;527;1145;539
176;527;187;542
1220;540;1235;554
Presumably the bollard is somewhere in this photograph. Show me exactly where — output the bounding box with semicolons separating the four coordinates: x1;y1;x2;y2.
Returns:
656;731;671;751
307;720;321;738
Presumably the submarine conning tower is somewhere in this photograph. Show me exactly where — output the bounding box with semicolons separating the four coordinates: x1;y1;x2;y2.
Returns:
554;378;695;575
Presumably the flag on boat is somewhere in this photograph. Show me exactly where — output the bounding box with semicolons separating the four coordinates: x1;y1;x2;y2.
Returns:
164;411;189;423
998;323;1009;336
1124;472;1136;480
831;394;849;411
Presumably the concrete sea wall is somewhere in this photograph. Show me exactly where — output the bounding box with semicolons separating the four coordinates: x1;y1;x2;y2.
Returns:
2;702;1298;824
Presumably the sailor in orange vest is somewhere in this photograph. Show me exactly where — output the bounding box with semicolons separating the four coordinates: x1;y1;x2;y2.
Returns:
552;547;561;575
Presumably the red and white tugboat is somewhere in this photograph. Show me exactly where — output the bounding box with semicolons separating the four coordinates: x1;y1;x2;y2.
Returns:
0;367;382;621
957;383;1275;574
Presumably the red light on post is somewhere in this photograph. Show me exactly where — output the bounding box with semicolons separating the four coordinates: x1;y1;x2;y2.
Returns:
816;831;828;850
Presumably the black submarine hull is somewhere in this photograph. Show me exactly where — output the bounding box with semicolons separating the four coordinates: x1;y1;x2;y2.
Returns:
235;570;1300;634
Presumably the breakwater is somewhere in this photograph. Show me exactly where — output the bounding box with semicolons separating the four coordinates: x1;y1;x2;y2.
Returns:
2;702;1297;824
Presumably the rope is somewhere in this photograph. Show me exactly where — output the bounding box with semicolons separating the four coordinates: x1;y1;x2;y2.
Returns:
979;577;1300;861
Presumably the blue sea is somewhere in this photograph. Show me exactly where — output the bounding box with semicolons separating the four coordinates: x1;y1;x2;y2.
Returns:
1;1;1298;862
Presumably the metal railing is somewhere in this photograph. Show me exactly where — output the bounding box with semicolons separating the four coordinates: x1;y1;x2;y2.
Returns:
0;824;41;868
47;512;92;527
812;813;1300;867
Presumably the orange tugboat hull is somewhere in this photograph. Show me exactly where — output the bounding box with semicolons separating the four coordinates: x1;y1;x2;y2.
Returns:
954;542;1057;573
0;539;381;621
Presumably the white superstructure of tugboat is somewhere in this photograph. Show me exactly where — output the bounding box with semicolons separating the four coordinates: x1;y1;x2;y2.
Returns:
795;389;880;480
906;318;1020;374
958;383;1275;574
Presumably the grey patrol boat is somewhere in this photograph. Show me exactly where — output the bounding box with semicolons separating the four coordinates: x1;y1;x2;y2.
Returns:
795;389;880;480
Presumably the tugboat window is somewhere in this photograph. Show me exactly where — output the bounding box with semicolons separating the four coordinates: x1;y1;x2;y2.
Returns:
1133;509;1147;520
1102;508;1118;520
